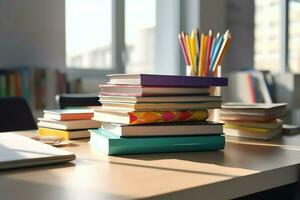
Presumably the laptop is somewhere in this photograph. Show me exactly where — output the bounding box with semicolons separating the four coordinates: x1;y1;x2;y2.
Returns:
0;133;76;170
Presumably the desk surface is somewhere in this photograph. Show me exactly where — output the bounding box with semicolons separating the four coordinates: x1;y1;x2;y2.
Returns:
1;130;300;200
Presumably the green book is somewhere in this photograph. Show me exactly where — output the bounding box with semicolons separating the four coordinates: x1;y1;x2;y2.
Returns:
89;129;225;155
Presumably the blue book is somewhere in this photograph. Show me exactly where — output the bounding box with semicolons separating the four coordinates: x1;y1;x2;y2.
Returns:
89;129;225;155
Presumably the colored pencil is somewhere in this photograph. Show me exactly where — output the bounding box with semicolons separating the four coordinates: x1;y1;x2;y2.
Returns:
204;30;213;76
178;33;190;66
212;31;232;73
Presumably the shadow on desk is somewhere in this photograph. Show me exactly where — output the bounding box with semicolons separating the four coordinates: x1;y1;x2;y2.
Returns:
0;162;76;175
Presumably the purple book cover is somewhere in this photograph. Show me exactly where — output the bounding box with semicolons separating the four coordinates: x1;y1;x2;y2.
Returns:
140;74;228;87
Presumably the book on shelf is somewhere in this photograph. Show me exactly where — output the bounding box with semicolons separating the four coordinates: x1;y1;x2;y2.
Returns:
92;109;208;125
89;129;225;155
107;74;228;87
43;109;94;121
224;125;282;140
101;121;223;137
0;66;67;110
100;85;209;96
38;118;101;130
99;95;222;103
38;127;90;140
101;101;221;111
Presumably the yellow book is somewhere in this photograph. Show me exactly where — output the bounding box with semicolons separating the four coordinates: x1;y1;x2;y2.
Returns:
38;127;90;140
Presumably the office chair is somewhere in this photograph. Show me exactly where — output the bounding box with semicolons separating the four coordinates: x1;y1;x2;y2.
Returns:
55;93;100;109
0;97;37;132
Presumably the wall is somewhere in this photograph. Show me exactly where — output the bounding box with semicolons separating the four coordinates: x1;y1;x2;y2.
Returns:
0;0;65;68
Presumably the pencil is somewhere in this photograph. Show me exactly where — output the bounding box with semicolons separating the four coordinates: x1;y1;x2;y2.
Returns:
178;33;190;66
204;30;213;76
198;33;208;76
185;35;194;74
210;32;223;73
212;31;232;73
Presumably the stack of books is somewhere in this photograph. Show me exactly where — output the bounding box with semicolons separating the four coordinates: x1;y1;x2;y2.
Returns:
90;74;228;155
221;103;287;140
37;109;101;140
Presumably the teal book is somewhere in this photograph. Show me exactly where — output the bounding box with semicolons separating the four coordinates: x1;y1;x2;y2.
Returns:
89;129;225;155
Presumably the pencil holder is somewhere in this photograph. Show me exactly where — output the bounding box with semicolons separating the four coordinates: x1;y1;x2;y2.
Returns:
186;65;192;76
208;66;222;122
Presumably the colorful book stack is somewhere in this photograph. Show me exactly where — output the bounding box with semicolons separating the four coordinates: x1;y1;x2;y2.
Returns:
37;109;101;140
90;74;228;155
221;103;287;140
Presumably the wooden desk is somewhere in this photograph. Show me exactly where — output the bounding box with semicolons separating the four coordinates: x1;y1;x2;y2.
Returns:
1;130;300;200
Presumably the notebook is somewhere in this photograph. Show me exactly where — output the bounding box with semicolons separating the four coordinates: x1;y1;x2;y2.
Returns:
0;133;75;170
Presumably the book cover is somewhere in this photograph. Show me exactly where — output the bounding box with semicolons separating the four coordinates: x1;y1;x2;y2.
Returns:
89;129;225;155
38;127;90;139
101;121;224;137
93;109;208;125
101;101;221;111
99;95;222;103
44;109;94;121
107;74;228;87
100;84;209;97
38;117;101;130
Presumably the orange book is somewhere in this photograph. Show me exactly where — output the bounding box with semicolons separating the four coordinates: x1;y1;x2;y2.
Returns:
43;109;94;121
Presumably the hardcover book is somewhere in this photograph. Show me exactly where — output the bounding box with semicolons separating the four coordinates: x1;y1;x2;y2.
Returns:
100;84;209;96
43;109;94;121
107;74;228;87
38;127;90;139
93;109;208;125
101;121;223;137
101;101;221;111
89;129;225;155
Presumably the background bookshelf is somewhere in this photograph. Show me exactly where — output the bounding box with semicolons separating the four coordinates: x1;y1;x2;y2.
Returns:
0;66;67;117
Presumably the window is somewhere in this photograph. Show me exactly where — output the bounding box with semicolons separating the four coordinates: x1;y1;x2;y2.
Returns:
289;0;300;73
254;0;281;73
66;0;156;74
255;0;300;73
66;0;112;69
125;0;156;74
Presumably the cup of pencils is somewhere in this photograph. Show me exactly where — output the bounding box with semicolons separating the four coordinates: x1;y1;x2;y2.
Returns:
178;29;232;77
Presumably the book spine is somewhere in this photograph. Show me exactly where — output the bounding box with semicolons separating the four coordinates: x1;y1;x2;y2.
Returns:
128;110;208;125
99;135;224;155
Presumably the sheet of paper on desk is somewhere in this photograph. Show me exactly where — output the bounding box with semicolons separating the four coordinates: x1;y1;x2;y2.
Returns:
0;133;75;170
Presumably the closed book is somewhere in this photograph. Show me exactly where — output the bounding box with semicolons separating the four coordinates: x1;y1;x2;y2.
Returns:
101;101;221;111
38;127;90;139
38;118;101;130
100;85;209;96
99;95;222;103
44;109;94;121
224;125;281;140
220;113;278;122
107;74;228;87
221;103;287;116
93;109;208;125
222;119;283;130
89;129;225;155
101;121;223;137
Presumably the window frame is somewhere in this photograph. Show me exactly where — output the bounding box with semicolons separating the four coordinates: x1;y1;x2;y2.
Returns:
66;0;125;78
